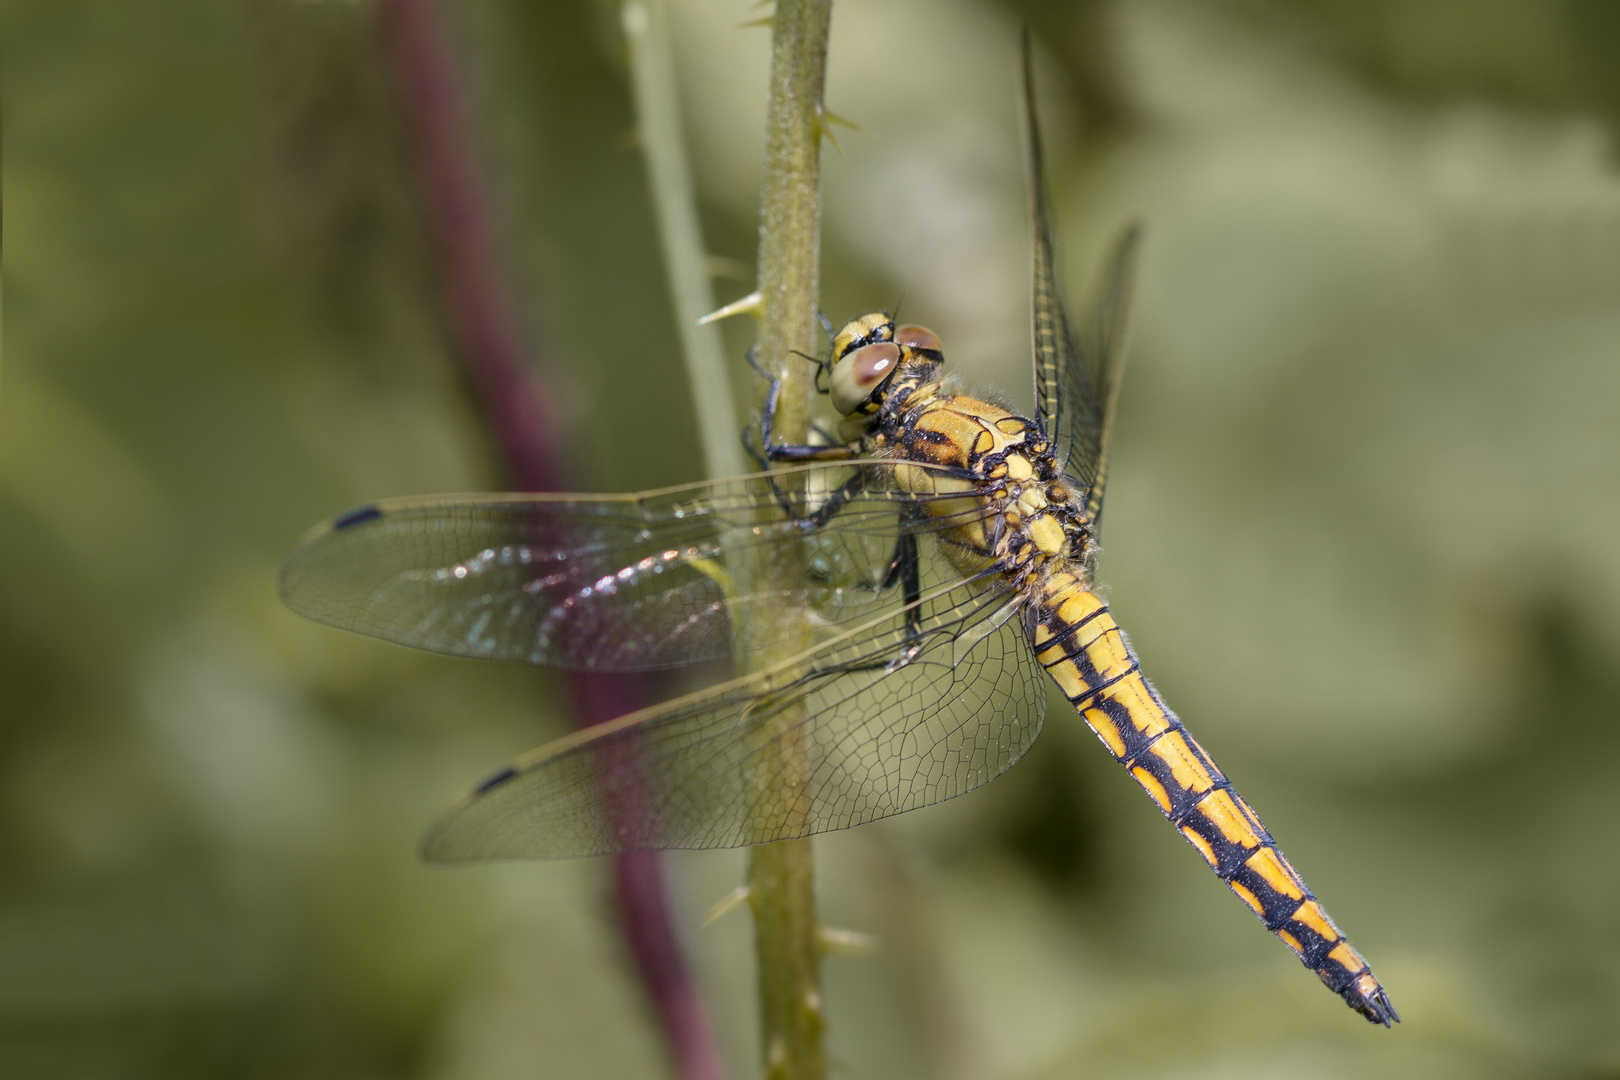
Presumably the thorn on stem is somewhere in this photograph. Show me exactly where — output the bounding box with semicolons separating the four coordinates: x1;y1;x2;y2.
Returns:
815;103;869;154
821;107;869;135
699;290;763;325
818;926;879;955
700;884;752;926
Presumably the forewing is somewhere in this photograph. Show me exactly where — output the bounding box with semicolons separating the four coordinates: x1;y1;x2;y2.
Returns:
420;577;1046;859
1019;34;1143;531
279;463;990;671
1075;225;1143;527
1023;33;1095;484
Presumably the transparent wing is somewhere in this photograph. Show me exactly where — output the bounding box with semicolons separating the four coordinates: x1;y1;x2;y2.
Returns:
420;574;1045;859
1073;226;1143;527
1020;33;1144;531
280;462;995;671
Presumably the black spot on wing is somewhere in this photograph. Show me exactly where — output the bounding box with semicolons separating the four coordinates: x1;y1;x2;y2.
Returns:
333;504;384;530
474;765;519;795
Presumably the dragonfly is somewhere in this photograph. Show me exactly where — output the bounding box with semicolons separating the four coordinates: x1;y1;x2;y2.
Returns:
280;38;1397;1027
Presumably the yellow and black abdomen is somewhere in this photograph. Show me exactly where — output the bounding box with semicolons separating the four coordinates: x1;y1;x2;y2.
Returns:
1031;569;1399;1026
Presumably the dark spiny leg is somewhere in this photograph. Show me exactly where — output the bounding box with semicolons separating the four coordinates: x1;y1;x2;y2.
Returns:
897;532;922;638
770;443;858;463
743;345;781;465
877;505;924;639
800;470;869;529
749;462;871;530
741;426;769;471
747;343;852;465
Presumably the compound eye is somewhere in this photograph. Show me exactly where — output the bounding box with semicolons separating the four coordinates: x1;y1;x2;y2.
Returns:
894;324;942;355
830;341;901;415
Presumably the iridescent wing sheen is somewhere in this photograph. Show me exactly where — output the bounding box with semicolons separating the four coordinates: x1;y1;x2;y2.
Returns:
280;462;994;672
1020;33;1144;531
420;573;1045;859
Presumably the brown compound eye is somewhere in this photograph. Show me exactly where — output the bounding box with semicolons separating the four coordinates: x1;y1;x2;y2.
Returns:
830;341;901;415
894;323;943;355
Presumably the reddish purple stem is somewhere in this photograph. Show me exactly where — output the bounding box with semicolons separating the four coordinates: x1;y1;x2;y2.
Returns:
376;2;724;1077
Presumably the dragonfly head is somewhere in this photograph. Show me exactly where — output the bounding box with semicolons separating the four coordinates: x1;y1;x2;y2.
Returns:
829;313;945;417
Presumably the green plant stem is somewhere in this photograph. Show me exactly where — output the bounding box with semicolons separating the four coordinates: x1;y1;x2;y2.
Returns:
622;0;746;482
745;1;833;1078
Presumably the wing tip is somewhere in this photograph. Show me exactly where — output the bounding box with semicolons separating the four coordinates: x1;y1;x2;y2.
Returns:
418;801;485;865
417;823;463;866
277;503;384;605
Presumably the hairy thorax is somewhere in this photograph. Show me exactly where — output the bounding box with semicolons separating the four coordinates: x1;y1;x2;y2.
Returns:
871;380;1096;586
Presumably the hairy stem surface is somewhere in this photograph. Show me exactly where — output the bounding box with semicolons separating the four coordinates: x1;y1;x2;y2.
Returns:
744;1;833;1077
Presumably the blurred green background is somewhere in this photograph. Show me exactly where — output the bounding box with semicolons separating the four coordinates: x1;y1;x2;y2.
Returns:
5;0;1620;1076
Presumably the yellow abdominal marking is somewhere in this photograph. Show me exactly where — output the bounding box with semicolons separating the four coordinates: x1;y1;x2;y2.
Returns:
1328;942;1367;973
1131;766;1172;813
1230;880;1266;916
1114;675;1173;739
1056;590;1103;627
1196;789;1263;849
1045;658;1086;700
1149;732;1216;794
1083;631;1132;681
1083;706;1128;756
1245;847;1306;900
1292;901;1340;941
1181;826;1218;867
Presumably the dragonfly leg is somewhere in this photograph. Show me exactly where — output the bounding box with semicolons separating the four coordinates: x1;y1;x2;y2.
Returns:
878;506;924;639
747;344;852;466
799;470;868;528
816;309;836;344
743;455;873;528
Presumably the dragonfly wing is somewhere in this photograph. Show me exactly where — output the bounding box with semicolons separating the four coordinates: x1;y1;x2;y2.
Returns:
1023;33;1093;484
1020;33;1143;532
420;575;1046;859
1074;225;1143;528
279;463;993;671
